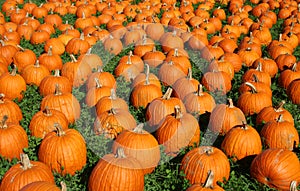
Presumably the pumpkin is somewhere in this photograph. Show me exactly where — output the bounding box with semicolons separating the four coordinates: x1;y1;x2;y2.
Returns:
156;105;200;156
256;100;294;125
39;70;72;97
86;66;116;90
112;123;160;174
77;48;103;71
0;93;22;124
260;114;299;151
237;82;272;116
65;33;91;55
164;48;192;75
158;61;186;86
44;38;65;56
85;78;112;107
0;115;28;161
20;181;66;191
103;34;123;55
201;70;232;94
252;57;278;78
88;148;144;191
130;74;162;108
38;123;87;175
250;148;300;190
287;79;300;105
238;74;272;97
160;30;184;53
142;46;166;68
278;63;300;89
242;62;272;86
0;154;55;191
186;171;225;191
146;87;187;129
30;30;50;44
21;60;50;86
29;107;69;139
181;146;230;185
94;108;136;139
13;45;37;72
0;65;26;101
221;123;262;161
40;84;81;124
209;98;246;135
132;64;161;89
95;88;129;116
61;54;92;88
221;53;243;72
38;46;63;71
183;84;216;115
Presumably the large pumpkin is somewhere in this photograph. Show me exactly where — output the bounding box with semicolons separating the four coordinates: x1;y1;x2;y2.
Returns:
250;148;300;190
112;124;160;174
181;146;230;185
88;148;144;191
38;123;87;175
0;154;55;191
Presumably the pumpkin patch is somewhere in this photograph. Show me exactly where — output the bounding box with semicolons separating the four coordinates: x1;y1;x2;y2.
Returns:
0;0;300;190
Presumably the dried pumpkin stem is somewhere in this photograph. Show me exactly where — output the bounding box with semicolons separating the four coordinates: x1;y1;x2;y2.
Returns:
162;87;173;100
115;147;126;158
289;181;297;191
0;115;8;129
0;93;5;103
95;78;102;88
61;181;67;191
203;170;214;188
110;108;117;115
187;68;192;80
245;82;257;93
197;84;204;96
54;123;66;136
274;100;285;112
16;45;25;51
252;74;259;82
42;107;52;116
96;65;104;73
228;98;234;108
204;147;213;155
276;114;284;122
291;63;297;71
54;84;62;95
54;69;60;77
174;105;182;119
70;54;77;62
241;121;248;130
133;123;144;133
34;60;40;67
20;154;33;170
87;48;92;55
256;61;262;71
10;65;17;76
110;88;117;100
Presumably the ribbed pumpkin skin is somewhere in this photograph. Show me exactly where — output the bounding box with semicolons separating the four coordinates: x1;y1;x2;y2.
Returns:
181;146;230;185
0;157;55;191
221;125;262;161
40;91;81;124
156;108;200;155
209;100;246;135
29;108;69;138
260;119;299;151
88;151;144;191
0;121;28;160
20;181;60;191
250;148;300;191
0;94;22;124
112;125;160;174
287;79;300;104
38;127;87;175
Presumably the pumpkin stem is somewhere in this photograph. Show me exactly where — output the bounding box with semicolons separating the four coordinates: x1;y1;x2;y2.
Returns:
241;121;248;130
256;61;262;71
110;88;117;100
276;114;284;122
197;84;204;96
187;68;192;80
47;45;53;55
42;106;52;116
54;123;66;136
174;105;182;119
94;78;102;88
54;69;60;77
291;63;298;72
10;65;17;76
289;181;298;191
54;84;62;95
133;123;144;133
204;146;213;155
110;108;117;115
245;82;257;93
203;170;214;188
16;45;25;51
252;74;259;82
162;87;173;100
0;93;4;103
34;60;40;67
82;11;86;19
279;33;283;41
227;98;234;108
115;147;126;158
274;100;285;112
127;51;133;64
174;48;179;57
60;181;67;191
0;115;8;129
70;54;77;62
145;66;150;85
20;154;33;170
87;48;92;55
80;32;85;40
